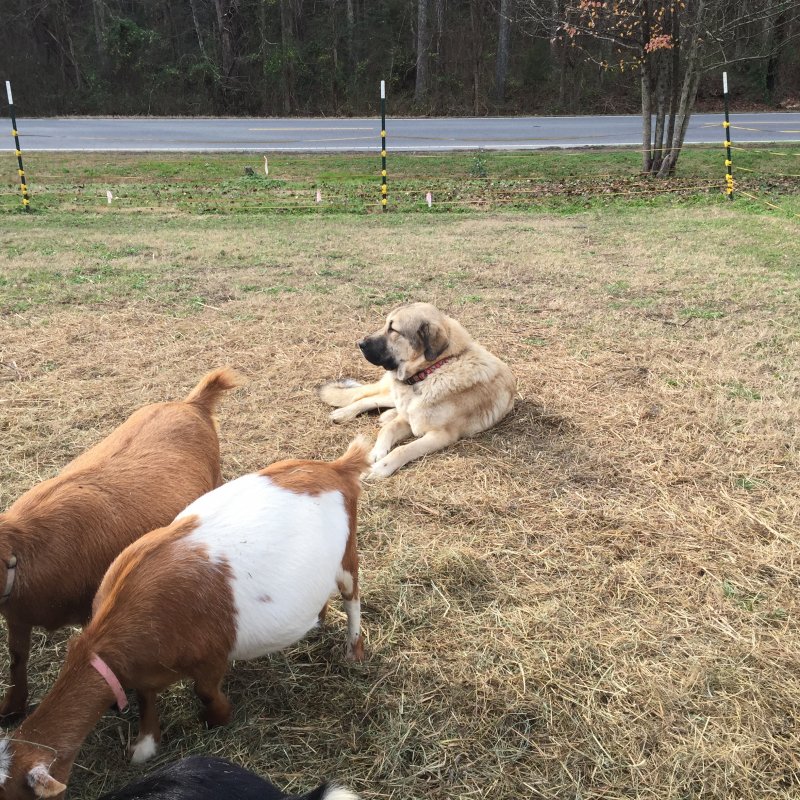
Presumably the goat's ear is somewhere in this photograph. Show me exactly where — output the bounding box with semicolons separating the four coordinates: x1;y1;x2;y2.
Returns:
27;765;67;798
417;321;449;362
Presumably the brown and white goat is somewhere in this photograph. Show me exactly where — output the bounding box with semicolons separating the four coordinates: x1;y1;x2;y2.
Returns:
0;438;369;799
0;368;240;722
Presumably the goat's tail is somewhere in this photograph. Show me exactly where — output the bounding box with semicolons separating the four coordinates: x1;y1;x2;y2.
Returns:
331;435;371;480
184;367;243;413
300;784;360;800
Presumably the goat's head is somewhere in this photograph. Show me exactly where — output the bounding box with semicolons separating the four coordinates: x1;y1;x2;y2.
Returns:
0;738;67;799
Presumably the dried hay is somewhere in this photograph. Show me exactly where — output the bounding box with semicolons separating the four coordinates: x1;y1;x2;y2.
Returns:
0;208;798;799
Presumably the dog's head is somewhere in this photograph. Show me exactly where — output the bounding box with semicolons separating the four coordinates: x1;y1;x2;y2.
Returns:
358;303;454;381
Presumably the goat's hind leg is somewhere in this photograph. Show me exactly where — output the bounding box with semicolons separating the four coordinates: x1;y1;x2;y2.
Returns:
337;558;364;663
0;619;32;724
130;690;161;764
193;662;232;728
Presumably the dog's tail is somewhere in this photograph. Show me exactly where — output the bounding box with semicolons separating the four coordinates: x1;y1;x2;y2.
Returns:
319;378;384;408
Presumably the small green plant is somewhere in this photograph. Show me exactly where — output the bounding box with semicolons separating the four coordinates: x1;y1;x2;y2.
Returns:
734;476;765;491
469;156;488;178
722;580;762;612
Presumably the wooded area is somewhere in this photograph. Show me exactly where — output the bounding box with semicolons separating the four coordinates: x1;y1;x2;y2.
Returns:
1;1;799;118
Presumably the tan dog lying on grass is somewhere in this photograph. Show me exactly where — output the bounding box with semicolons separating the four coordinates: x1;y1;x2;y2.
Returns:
320;302;516;477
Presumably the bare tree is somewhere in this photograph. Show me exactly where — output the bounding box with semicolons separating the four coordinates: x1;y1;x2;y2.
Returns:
188;0;209;62
493;0;513;104
213;0;240;83
526;0;800;176
415;0;431;103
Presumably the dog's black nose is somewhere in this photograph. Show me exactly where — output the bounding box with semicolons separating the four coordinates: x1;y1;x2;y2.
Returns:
357;339;367;352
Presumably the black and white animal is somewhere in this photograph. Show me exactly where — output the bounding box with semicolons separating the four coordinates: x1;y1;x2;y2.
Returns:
97;756;359;800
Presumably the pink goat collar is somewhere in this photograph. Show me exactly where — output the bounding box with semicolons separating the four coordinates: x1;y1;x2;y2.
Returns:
405;356;454;385
90;654;128;711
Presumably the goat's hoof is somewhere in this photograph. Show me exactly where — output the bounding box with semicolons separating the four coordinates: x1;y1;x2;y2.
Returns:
0;709;25;727
0;700;27;726
201;707;233;728
129;733;159;764
346;635;365;662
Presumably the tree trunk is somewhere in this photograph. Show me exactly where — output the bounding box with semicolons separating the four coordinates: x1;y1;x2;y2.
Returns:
651;53;669;173
434;0;445;55
279;0;295;113
91;0;106;62
189;0;208;62
415;0;430;103
765;6;788;100
493;0;512;105
470;0;484;114
660;0;704;176
346;0;355;75
660;7;680;174
640;61;653;174
213;0;239;80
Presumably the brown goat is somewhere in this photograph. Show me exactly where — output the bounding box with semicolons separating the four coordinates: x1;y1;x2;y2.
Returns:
0;368;240;722
0;438;369;799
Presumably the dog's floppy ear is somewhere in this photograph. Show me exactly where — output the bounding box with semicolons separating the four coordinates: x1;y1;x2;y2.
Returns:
418;321;449;362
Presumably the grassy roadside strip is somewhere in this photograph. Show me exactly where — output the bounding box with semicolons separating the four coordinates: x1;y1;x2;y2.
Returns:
2;146;799;216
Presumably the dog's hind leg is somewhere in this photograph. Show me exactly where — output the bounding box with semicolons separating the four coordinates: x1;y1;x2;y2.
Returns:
319;375;390;408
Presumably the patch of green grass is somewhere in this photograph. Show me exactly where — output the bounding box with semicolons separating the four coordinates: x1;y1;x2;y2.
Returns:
726;381;762;401
722;580;762;612
263;285;298;295
629;297;656;308
734;476;767;491
605;280;630;297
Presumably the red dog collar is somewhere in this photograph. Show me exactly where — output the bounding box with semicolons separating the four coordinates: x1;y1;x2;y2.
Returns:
405;356;454;385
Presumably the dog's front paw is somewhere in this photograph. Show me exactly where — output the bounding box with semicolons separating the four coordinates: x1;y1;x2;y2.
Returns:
369;444;389;463
369;458;396;479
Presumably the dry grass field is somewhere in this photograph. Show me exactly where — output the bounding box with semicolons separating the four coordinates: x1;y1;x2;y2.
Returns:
1;203;799;799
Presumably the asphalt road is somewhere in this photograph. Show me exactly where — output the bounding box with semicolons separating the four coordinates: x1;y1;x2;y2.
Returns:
8;113;800;151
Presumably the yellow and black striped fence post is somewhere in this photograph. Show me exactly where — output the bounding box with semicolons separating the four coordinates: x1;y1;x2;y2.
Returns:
380;80;388;212
722;71;734;201
6;81;30;212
